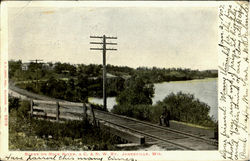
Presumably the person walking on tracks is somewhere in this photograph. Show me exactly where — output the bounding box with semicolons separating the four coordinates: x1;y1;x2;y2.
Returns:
165;110;170;127
159;113;165;126
159;109;170;127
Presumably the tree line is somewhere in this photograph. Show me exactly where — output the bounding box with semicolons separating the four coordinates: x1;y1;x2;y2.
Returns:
9;60;217;83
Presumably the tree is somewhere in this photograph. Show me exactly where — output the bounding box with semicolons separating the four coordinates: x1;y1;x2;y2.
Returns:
116;75;154;105
77;74;89;102
159;92;213;125
9;60;22;79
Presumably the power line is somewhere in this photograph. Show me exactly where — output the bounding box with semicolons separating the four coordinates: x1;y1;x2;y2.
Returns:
90;35;118;111
29;59;43;89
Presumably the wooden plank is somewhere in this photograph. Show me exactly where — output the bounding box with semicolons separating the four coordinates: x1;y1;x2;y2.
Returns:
32;106;87;120
33;106;55;110
59;115;82;121
90;105;96;126
33;110;85;122
32;111;56;118
56;101;59;121
33;99;88;108
59;101;83;107
115;143;141;148
83;103;88;122
33;106;56;114
33;100;57;105
33;105;77;114
99;121;145;145
30;100;33;117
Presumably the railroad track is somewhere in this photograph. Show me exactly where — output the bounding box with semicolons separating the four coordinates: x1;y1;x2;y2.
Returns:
9;84;218;150
46;105;217;150
93;110;218;150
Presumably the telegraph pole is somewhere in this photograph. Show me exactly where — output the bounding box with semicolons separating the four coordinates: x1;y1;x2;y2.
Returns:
90;35;117;111
29;59;43;89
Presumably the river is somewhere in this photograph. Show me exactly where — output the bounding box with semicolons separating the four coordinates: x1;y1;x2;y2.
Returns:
89;78;218;121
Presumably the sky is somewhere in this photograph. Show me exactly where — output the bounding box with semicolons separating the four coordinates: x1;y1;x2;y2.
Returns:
8;6;218;70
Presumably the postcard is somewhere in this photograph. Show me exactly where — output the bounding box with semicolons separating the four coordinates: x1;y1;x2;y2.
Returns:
0;1;249;161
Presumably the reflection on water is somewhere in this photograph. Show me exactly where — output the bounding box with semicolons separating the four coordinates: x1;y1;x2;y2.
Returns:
89;78;218;120
88;97;116;112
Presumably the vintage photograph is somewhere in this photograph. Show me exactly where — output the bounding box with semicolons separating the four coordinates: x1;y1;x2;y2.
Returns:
7;4;219;151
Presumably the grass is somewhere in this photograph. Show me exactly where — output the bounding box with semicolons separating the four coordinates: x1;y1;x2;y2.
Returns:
9;98;121;151
171;120;214;130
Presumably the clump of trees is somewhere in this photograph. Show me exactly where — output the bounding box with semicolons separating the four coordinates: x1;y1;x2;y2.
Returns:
154;92;216;127
136;67;218;83
116;75;154;105
39;74;89;102
9;60;22;79
112;104;153;121
112;75;154;121
17;75;125;102
113;90;216;127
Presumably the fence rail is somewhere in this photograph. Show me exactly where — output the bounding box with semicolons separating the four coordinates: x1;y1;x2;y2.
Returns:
30;99;145;145
30;100;94;123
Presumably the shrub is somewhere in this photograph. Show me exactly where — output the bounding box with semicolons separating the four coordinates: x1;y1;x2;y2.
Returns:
155;92;216;127
116;75;154;106
17;100;30;118
112;104;152;121
9;96;20;112
112;92;216;128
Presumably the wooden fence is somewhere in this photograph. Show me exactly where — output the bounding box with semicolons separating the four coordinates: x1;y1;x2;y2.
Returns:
30;100;97;125
30;99;145;144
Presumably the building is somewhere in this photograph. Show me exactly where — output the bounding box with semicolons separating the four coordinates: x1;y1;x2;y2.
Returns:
21;63;29;70
21;62;55;71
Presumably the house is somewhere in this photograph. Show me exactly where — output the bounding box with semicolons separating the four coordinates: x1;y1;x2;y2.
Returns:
21;63;29;70
42;63;55;70
21;62;55;71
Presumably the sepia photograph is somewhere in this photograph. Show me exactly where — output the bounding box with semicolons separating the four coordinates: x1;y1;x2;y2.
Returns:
5;3;221;152
1;0;249;160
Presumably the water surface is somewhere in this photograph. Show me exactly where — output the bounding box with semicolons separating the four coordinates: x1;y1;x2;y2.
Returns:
153;78;218;120
89;78;218;121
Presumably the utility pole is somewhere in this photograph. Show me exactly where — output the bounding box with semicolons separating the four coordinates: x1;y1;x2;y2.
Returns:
90;35;117;111
29;59;43;89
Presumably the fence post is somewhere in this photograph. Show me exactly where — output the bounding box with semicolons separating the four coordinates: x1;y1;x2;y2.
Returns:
30;100;33;117
83;103;88;122
56;101;60;121
90;105;96;127
44;112;47;120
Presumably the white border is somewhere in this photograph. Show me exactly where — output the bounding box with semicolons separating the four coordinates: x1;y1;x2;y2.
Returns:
1;1;9;155
1;1;249;161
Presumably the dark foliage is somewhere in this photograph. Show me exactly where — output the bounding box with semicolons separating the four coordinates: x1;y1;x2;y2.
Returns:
116;75;154;105
113;92;216;127
9;96;20;112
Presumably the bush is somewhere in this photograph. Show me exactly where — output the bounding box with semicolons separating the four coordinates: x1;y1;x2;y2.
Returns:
9;97;20;112
112;104;152;121
17;100;30;118
31;119;92;139
112;92;216;128
116;75;154;106
155;92;216;127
